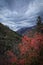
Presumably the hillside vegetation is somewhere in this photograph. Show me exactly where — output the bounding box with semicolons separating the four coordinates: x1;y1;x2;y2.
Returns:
0;23;21;54
0;16;43;65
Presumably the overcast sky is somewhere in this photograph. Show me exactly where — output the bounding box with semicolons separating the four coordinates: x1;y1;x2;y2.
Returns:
0;0;43;31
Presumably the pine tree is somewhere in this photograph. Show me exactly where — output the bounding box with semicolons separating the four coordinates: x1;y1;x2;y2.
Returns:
37;16;42;32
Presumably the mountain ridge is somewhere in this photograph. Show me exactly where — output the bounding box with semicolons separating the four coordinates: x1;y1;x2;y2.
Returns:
0;23;22;54
17;25;36;35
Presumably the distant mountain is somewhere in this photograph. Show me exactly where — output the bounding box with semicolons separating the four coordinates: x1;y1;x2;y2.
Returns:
0;23;22;55
17;26;36;35
17;22;43;37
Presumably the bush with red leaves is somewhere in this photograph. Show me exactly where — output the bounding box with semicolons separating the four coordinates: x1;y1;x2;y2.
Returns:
0;32;43;65
18;32;43;65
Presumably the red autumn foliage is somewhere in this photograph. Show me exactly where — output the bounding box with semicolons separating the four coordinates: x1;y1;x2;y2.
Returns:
5;50;17;63
17;59;26;65
18;32;43;65
0;50;17;65
0;32;43;65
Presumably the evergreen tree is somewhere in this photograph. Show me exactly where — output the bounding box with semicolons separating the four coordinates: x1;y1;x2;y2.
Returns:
37;16;42;32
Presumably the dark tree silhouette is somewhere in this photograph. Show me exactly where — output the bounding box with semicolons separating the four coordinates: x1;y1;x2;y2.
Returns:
37;16;42;32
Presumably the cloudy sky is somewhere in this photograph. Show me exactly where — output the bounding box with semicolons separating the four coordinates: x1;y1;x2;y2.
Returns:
0;0;43;31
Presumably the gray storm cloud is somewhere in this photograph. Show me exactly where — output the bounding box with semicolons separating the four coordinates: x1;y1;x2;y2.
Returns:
0;0;43;31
